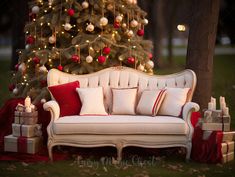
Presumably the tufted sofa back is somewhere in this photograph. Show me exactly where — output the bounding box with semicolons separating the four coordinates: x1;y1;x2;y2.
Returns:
47;67;197;111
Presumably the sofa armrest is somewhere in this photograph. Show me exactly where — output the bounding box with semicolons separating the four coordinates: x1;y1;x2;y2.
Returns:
43;100;60;122
182;102;200;139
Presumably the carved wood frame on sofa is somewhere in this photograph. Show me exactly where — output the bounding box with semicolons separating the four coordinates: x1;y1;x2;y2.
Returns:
43;67;200;161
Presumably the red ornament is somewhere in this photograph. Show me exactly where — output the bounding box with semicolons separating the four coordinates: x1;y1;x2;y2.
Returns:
8;84;15;92
71;54;80;62
57;65;63;71
148;53;153;59
98;55;106;64
67;8;75;16
26;36;35;44
103;47;111;55
15;64;19;71
137;29;144;36
127;57;135;64
33;57;40;64
40;80;47;88
114;21;120;28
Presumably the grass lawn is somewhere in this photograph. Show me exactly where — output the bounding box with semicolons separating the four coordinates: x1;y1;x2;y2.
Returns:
0;55;235;177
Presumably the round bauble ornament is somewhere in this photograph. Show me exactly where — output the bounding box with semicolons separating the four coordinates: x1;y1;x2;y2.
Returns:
130;19;138;28
127;0;133;4
57;65;63;71
8;84;15;92
126;30;134;38
142;18;149;25
33;57;40;64
71;54;80;62
26;36;35;44
86;55;93;63
115;15;123;23
103;47;111;55
122;23;127;29
64;23;72;31
98;55;106;64
137;29;144;36
25;44;31;51
82;1;89;9
137;64;145;71
18;63;26;73
114;21;121;29
48;0;53;6
86;23;94;32
145;60;154;69
49;35;56;44
32;6;40;14
13;88;19;95
148;53;153;59
127;57;135;64
39;65;48;73
41;98;47;104
107;4;114;10
100;17;108;26
132;0;137;4
67;8;75;16
15;64;19;71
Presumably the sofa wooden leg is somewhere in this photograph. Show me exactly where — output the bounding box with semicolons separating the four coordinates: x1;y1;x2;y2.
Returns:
116;143;123;163
186;142;192;161
48;144;53;162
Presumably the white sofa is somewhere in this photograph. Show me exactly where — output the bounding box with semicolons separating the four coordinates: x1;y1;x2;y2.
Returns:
43;66;200;161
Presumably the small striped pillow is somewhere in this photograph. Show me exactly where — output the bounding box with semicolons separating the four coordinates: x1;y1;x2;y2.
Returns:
136;89;166;116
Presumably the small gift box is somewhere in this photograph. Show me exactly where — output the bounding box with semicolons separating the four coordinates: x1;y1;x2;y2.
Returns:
221;141;234;154
12;124;42;138
4;135;42;154
203;110;230;123
201;122;230;132
203;131;235;141
222;152;234;163
14;111;38;125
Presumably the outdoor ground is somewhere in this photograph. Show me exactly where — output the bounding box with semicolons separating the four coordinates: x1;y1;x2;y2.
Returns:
0;54;235;177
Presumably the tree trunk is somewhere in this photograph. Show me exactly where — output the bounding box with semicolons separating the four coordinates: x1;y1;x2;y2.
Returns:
186;0;220;110
11;0;28;70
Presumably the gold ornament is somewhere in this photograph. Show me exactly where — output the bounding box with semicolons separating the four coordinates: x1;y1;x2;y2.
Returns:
115;15;123;23
126;30;134;38
130;19;138;28
122;23;127;28
142;18;149;25
100;17;108;26
145;60;154;69
137;64;145;71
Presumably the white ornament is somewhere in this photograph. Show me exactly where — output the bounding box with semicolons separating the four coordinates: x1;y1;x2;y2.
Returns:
145;60;154;69
100;17;108;26
115;15;123;23
49;35;56;44
86;23;94;32
142;18;149;25
19;63;26;73
130;19;138;28
32;6;40;14
133;0;137;4
41;98;47;104
127;30;134;37
82;1;89;9
86;55;93;63
127;0;133;4
137;64;145;71
39;65;48;73
13;88;19;95
48;0;53;6
25;44;31;50
122;23;127;28
64;23;72;31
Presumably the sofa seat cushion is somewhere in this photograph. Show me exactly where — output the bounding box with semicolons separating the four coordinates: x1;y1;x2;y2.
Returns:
53;115;187;135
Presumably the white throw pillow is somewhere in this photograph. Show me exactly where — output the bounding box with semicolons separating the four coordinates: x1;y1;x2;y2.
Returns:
158;87;190;117
136;89;166;116
76;87;108;116
111;88;137;115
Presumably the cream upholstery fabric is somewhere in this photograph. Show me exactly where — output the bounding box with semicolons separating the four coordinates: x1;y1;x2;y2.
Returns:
76;87;107;115
53;115;187;135
158;88;190;117
136;89;166;116
111;88;137;115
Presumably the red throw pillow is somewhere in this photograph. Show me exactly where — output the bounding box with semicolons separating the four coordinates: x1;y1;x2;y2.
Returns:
48;81;81;117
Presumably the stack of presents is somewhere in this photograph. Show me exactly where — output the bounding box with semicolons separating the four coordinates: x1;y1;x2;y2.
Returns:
200;96;235;163
4;96;42;154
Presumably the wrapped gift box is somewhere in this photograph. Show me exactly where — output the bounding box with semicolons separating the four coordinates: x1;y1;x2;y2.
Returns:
4;135;42;154
14;111;38;125
12;124;41;137
221;141;234;154
203;110;230;123
201;123;230;132
203;131;235;142
222;152;234;163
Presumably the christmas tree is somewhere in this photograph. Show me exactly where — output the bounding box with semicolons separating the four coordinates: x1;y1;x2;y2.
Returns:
10;0;154;103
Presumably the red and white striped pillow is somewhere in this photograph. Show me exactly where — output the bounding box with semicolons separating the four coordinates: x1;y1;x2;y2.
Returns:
136;89;166;116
